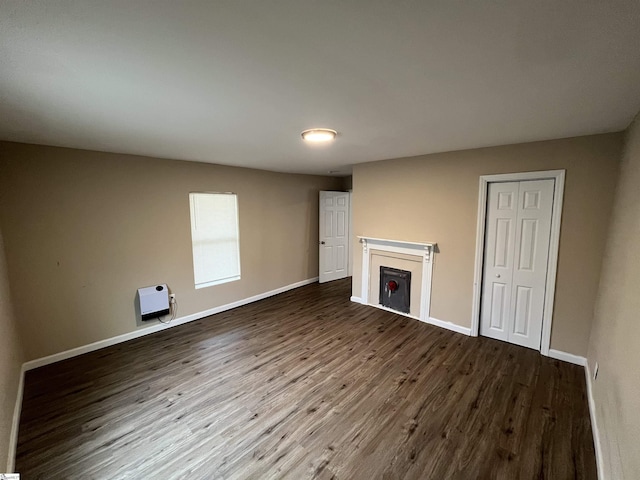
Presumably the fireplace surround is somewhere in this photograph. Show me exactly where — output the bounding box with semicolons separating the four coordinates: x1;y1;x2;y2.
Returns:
355;236;436;322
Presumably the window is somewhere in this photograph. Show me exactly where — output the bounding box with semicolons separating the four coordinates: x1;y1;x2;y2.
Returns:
189;192;241;289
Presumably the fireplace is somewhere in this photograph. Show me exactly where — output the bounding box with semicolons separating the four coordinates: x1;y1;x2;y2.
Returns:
379;266;411;313
356;236;436;322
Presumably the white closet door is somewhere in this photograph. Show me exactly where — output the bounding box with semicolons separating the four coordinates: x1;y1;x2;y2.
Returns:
480;179;554;350
480;182;519;342
508;179;554;349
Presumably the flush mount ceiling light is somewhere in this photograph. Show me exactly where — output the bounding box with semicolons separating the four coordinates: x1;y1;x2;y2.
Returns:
301;128;337;142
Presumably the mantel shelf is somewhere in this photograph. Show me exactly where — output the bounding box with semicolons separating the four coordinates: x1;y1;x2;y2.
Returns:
357;236;437;249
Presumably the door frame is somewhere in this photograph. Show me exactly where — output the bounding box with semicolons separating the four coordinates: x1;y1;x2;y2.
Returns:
470;169;565;356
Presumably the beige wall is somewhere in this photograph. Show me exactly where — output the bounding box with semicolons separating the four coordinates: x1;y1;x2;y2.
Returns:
587;115;640;479
352;133;622;356
0;142;342;360
0;227;24;472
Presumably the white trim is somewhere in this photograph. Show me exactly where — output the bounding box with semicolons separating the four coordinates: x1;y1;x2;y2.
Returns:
358;236;436;321
23;277;319;371
470;176;489;338
547;349;586;366
540;172;565;355
194;274;240;289
348;190;353;277
357;236;436;249
470;169;565;357
420;254;434;325
427;317;472;336
585;361;605;480
350;296;363;304
7;365;25;473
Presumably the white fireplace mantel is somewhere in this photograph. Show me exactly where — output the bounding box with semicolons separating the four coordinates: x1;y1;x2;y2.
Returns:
357;236;437;322
358;236;436;261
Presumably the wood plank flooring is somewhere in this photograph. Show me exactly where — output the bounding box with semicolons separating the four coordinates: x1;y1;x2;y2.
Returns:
16;278;596;479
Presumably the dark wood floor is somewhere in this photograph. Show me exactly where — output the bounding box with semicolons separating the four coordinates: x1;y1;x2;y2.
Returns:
16;278;596;479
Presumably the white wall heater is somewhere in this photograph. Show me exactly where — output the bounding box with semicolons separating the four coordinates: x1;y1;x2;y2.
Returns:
138;284;170;321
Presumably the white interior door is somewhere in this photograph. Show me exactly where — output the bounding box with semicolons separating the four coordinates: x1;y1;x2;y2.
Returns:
319;191;350;283
480;179;554;350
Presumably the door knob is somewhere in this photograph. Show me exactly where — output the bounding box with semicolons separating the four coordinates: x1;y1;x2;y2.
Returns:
320;241;326;245
496;274;501;278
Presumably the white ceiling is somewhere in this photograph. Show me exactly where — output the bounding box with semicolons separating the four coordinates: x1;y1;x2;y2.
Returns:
1;1;639;175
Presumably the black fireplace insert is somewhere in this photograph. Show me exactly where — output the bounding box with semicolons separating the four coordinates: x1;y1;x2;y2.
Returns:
379;266;411;314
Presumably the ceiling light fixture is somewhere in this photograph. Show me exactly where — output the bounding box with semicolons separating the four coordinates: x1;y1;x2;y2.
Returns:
301;128;337;142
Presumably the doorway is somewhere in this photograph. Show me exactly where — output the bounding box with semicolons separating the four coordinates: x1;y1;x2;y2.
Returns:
471;171;565;355
319;191;350;283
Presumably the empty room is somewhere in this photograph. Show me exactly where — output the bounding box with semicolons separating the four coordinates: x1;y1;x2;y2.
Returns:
1;1;639;479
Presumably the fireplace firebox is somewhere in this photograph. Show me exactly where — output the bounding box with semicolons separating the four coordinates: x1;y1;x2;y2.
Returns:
379;266;411;313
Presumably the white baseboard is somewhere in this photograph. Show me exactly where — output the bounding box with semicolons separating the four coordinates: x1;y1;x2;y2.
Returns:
7;365;25;473
547;349;587;366
427;317;472;336
585;361;605;480
350;296;363;304
23;277;319;372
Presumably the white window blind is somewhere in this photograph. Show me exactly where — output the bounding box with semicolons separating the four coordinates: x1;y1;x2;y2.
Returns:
189;192;241;289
